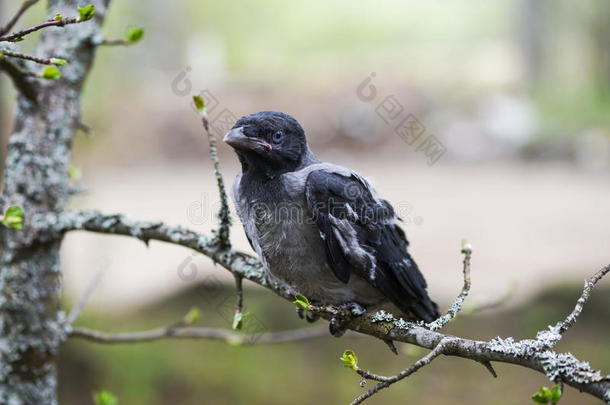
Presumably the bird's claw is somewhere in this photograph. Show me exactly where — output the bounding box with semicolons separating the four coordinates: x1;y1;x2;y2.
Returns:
296;306;320;323
306;311;320;323
329;302;366;337
329;314;347;337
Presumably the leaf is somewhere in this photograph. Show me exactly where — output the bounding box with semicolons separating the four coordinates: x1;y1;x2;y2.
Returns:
340;350;358;370
550;385;562;404
0;52;3;60
77;5;96;22
2;206;24;230
460;239;472;254
183;307;201;325
292;293;311;310
531;386;553;404
40;66;61;80
124;26;144;44
50;58;68;66
192;95;205;114
531;392;549;404
68;166;81;180
92;390;118;405
232;311;243;330
53;13;63;21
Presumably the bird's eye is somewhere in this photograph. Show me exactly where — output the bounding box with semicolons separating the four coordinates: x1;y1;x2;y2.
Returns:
272;130;283;144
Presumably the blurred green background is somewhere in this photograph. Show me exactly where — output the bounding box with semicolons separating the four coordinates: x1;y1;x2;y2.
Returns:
1;0;609;404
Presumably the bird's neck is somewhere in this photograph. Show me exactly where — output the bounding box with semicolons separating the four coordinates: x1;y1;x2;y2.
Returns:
299;149;320;168
238;147;320;181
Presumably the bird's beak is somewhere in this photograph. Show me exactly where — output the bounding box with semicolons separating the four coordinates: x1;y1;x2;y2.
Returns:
223;127;272;153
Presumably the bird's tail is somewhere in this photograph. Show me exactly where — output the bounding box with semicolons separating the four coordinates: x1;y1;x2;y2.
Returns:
410;296;440;323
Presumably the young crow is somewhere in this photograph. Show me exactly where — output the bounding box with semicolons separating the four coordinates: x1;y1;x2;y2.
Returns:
224;111;439;336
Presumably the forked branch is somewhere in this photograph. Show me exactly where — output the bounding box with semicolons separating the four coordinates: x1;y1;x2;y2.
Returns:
33;210;610;403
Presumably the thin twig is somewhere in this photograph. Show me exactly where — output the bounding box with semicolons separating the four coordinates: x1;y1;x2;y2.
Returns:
99;38;129;46
0;56;37;99
70;324;330;345
0;49;55;65
558;264;610;336
200;112;232;249
351;337;455;405
77;120;93;135
425;242;472;331
0;0;39;37
233;274;244;329
0;16;80;42
67;265;106;324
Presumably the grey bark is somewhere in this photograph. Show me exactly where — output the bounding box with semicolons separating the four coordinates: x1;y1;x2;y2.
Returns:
0;1;108;403
0;0;7;184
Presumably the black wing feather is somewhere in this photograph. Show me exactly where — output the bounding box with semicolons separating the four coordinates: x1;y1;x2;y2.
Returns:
305;170;439;322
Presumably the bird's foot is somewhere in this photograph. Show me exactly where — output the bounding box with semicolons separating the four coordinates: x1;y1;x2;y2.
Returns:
329;302;366;338
295;307;320;323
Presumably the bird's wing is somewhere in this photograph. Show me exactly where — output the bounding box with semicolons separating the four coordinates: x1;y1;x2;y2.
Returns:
304;169;438;321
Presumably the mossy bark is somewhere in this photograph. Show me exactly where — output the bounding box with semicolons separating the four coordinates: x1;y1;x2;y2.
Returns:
0;1;108;403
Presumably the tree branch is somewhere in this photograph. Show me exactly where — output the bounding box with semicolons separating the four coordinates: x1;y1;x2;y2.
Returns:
351;337;456;404
233;273;244;329
0;0;39;37
0;49;60;65
0;16;82;43
67;265;106;324
98;38;130;46
425;241;472;330
198;109;231;248
0;55;37;100
557;266;609;336
70;324;330;345
33;210;610;403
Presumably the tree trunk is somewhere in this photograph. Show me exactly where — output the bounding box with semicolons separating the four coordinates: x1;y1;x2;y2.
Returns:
0;1;108;403
0;0;7;184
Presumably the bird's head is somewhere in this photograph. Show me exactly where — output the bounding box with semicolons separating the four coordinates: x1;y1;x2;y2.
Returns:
223;111;310;177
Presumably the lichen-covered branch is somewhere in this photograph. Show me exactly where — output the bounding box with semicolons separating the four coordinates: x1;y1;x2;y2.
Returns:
345;254;608;405
33;210;610;403
196;105;232;248
557;266;609;336
425;241;472;330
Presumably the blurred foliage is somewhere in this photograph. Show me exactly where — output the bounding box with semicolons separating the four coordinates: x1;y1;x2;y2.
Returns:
59;282;609;405
3;0;610;167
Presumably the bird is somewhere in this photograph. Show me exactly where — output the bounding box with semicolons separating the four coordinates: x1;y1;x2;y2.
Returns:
223;111;439;336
